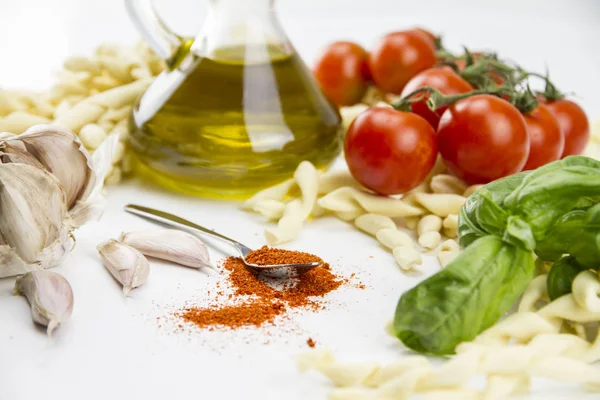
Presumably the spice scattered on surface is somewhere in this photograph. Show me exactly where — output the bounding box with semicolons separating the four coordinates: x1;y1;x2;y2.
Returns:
177;247;347;331
307;338;316;348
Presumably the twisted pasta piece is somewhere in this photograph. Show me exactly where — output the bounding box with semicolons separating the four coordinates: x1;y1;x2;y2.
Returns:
572;270;600;312
264;161;318;245
318;187;424;218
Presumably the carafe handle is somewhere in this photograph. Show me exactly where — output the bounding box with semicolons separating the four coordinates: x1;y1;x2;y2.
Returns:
124;0;189;63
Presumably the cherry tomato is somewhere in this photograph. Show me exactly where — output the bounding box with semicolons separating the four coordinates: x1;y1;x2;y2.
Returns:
543;99;590;157
522;104;564;170
313;41;370;106
400;66;474;130
344;107;438;195
368;31;437;94
412;28;437;46
437;94;530;184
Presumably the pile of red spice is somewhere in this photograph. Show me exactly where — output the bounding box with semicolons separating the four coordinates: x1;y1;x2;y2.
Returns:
177;246;346;330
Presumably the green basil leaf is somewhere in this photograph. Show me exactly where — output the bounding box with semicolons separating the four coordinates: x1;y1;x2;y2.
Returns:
535;203;600;269
504;156;600;240
547;256;587;301
503;215;535;251
393;235;534;355
458;173;527;249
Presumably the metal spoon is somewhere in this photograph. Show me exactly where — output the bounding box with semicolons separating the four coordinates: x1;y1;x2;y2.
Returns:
124;204;322;277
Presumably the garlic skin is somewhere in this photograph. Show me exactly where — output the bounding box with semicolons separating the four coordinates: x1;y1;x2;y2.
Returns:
119;229;213;270
0;163;73;278
97;239;150;295
14;270;74;336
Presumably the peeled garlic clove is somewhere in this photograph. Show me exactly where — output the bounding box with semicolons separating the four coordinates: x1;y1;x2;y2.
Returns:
97;239;149;295
4;124;94;209
14;271;74;336
119;229;213;270
0;163;71;278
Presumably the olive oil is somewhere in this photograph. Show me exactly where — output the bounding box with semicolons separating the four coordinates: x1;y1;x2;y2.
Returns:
129;44;342;199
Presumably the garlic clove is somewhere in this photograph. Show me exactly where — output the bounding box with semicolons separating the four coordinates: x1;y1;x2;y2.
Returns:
14;270;74;336
0;140;45;168
119;229;213;270
97;239;149;295
0;163;68;269
13;124;94;209
68;133;118;228
0;132;16;140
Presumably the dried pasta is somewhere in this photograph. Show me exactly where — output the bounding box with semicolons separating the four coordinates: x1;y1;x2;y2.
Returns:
413;193;466;217
354;214;396;236
264;161;318;245
318;186;424;218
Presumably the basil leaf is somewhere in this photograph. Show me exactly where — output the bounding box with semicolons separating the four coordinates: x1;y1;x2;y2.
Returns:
458;173;527;249
393;235;534;355
504;156;600;240
547;256;587;301
535;203;600;269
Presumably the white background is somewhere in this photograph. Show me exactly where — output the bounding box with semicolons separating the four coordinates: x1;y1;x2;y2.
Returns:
0;1;599;399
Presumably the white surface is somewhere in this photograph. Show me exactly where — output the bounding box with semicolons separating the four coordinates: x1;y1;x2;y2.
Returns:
0;1;599;399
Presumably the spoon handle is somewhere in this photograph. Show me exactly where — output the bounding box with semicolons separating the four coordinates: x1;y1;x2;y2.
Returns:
124;204;249;252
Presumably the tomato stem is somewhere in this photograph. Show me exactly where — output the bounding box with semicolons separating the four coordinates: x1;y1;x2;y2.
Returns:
392;84;537;115
521;71;565;102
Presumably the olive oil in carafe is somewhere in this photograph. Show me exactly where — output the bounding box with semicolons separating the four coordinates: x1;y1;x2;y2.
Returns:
129;45;342;199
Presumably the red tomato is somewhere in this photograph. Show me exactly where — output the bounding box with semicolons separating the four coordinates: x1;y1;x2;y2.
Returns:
522;104;564;170
400;66;474;130
313;41;370;106
543;99;590;157
368;31;437;94
344;107;438;195
437;94;530;184
412;28;437;46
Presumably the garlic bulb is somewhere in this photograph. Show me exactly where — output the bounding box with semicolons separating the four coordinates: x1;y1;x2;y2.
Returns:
120;229;213;270
14;270;74;336
97;239;150;295
0;163;73;277
0;124;116;278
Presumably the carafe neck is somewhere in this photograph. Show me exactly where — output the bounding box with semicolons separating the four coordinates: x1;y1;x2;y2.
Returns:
196;0;289;58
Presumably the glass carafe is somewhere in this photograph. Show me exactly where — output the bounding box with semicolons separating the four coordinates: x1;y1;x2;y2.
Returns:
125;0;342;199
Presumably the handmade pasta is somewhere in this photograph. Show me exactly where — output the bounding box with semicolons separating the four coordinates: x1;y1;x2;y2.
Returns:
354;214;396;236
463;184;484;198
430;174;468;195
375;228;414;250
242;179;295;210
417;214;442;235
418;231;441;250
317;362;379;387
572;270;600;312
393;246;422;271
264;162;318;244
413;193;466;217
318;186;424;218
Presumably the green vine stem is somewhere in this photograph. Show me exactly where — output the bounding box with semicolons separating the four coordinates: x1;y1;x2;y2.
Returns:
392;86;498;112
392;83;538;115
520;71;565;101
